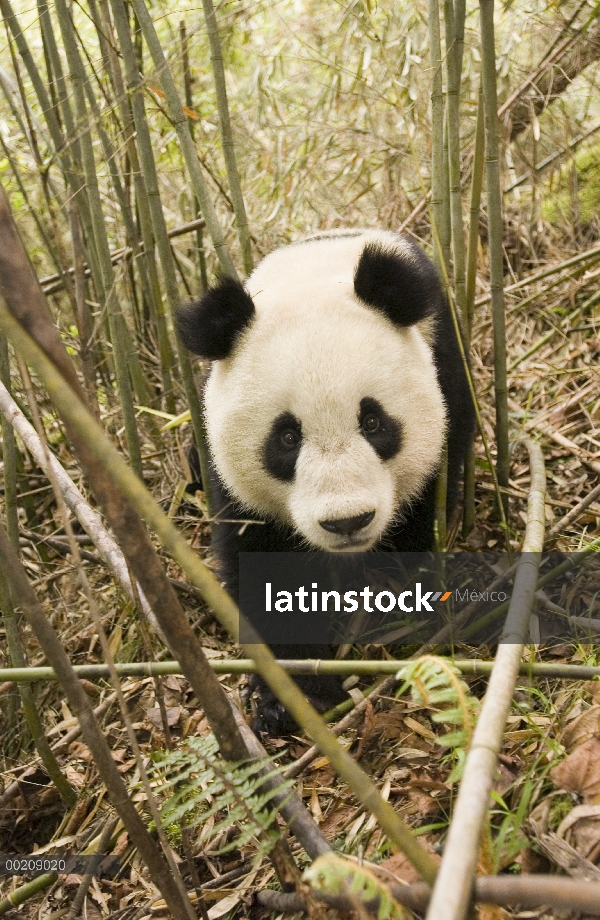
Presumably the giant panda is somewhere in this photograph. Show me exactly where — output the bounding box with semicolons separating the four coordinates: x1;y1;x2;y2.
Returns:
176;229;475;733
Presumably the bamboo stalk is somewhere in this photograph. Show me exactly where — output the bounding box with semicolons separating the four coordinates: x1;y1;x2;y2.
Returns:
0;335;18;548
180;21;209;292
52;0;143;476
479;0;509;503
425;439;545;920
434;443;448;551
444;0;467;320
0;330;19;737
1;658;599;682
197;0;253;274
80;72;172;412
127;0;237;278
462;87;485;537
108;0;213;511
68;206;99;412
428;0;446;274
0;565;77;804
0;300;439;886
1;0;104;302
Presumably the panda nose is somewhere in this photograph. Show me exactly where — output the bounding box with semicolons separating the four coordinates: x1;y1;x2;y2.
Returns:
320;511;375;536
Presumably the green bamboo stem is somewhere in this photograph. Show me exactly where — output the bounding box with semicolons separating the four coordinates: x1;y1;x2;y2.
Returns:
2;658;599;682
465;89;485;336
69;207;99;412
180;21;209;292
0;335;18;549
95;0;177;415
428;0;447;273
462;87;485;538
479;0;509;500
0;304;439;886
109;0;214;512
0;872;59;915
1;0;104;302
79;75;170;416
52;0;143;477
0;565;77;805
127;0;237;278
197;0;253;274
0;331;19;738
444;0;466;320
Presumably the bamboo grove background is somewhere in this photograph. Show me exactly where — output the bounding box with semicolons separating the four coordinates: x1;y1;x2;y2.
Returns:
1;0;600;918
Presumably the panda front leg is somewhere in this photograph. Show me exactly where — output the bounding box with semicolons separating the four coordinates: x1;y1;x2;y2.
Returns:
208;467;347;735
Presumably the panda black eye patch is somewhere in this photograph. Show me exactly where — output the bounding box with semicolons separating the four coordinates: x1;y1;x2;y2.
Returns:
262;412;303;482
359;397;402;461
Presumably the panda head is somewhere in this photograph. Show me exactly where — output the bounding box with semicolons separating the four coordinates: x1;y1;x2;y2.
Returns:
176;232;447;552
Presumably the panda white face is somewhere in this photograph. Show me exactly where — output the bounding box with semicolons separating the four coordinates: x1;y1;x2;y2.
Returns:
178;231;447;552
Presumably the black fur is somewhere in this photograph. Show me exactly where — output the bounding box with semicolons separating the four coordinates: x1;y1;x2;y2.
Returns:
354;241;439;327
358;396;402;462
262;412;303;482
176;277;255;360
185;233;475;735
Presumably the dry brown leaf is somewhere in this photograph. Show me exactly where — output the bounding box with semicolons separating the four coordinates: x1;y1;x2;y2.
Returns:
562;705;600;751
550;735;600;800
376;839;441;885
557;804;600;860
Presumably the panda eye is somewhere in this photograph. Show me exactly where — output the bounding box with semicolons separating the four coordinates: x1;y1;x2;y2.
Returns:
281;429;300;448
362;414;380;434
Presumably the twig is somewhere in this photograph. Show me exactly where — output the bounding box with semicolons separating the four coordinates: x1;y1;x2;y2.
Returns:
425;439;545;920
546;481;600;541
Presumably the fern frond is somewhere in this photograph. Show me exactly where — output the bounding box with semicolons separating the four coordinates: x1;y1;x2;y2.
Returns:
148;734;293;862
396;655;479;782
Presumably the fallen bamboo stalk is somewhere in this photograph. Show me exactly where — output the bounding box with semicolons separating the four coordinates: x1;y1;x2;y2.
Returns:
0;657;599;682
260;874;600;917
425;439;545;920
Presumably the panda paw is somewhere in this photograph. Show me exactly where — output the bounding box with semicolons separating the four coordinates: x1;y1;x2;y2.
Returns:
251;676;348;737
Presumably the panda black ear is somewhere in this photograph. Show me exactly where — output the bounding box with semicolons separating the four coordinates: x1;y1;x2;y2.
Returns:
354;241;439;327
175;277;255;360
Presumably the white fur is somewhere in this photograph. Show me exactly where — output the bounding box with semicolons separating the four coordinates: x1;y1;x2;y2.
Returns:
204;230;446;552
